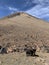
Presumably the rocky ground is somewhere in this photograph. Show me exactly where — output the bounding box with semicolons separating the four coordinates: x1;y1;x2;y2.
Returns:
0;12;49;65
0;52;49;65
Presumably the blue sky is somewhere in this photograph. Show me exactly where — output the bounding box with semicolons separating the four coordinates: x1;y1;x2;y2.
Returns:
0;0;49;21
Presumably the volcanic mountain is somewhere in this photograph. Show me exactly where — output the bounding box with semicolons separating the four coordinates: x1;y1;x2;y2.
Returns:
0;12;49;52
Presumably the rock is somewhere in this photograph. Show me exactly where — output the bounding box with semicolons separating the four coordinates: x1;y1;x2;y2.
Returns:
1;47;7;54
26;48;36;56
7;47;13;53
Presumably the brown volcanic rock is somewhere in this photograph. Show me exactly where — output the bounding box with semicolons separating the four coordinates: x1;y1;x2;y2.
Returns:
0;12;49;53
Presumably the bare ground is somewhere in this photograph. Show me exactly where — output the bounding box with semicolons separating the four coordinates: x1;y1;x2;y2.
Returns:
0;12;49;65
0;52;49;65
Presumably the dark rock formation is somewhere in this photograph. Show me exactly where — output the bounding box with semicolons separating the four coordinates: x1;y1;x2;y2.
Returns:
26;48;36;56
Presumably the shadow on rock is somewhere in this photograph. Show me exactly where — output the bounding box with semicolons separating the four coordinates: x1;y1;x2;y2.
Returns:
25;48;39;57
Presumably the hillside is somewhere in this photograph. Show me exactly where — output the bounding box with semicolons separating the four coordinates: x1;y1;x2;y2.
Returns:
0;12;49;65
0;12;49;52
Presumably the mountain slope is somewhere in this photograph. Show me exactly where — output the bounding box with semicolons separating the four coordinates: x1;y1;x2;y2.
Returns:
0;12;49;52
